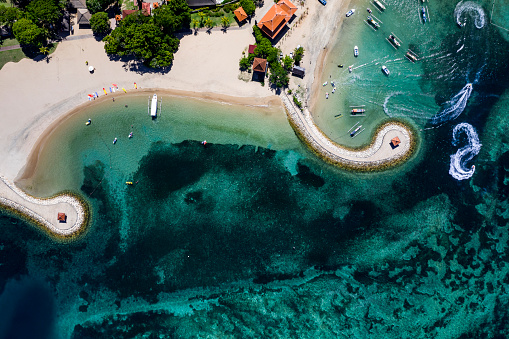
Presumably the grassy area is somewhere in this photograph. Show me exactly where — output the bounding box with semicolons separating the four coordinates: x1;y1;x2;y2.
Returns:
0;37;20;47
122;0;138;10
0;42;58;70
190;11;238;29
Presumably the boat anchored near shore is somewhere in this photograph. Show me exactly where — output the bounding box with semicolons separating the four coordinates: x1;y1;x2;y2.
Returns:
382;65;390;76
354;46;359;57
148;93;162;118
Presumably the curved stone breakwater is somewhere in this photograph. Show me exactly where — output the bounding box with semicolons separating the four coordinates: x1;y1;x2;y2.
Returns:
0;176;87;237
281;94;416;170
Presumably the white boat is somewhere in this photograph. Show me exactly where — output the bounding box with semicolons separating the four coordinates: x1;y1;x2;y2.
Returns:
332;87;336;93
325;92;329;99
346;9;355;17
113;138;117;144
86;119;91;126
128;132;133;138
323;81;328;86
374;0;385;11
382;65;390;75
151;94;157;117
350;125;362;137
349;65;353;73
354;46;359;57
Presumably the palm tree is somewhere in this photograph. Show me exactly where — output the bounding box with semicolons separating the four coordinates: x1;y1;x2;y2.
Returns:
198;12;207;24
221;16;230;28
192;18;200;30
39;46;49;55
204;17;214;30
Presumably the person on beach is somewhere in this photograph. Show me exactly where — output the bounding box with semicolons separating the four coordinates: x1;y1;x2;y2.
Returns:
86;61;88;65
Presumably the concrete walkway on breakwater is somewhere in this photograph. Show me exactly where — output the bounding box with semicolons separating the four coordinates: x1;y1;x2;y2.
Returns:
281;92;413;168
0;176;85;236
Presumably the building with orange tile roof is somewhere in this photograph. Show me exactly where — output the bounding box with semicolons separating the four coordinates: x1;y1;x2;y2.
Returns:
253;58;268;73
391;136;401;147
257;0;297;39
234;7;248;22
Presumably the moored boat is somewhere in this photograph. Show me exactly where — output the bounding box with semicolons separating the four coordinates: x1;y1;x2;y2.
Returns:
325;92;329;99
151;94;157;117
354;46;359;57
346;9;355;17
374;0;385;11
350;125;362;137
367;16;380;28
367;7;372;13
86;119;91;126
349;65;353;73
422;7;427;23
389;35;400;47
382;65;390;75
128;132;133;138
351;108;365;114
113;138;117;144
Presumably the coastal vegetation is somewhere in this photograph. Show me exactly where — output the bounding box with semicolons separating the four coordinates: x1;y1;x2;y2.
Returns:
90;11;111;35
103;0;190;68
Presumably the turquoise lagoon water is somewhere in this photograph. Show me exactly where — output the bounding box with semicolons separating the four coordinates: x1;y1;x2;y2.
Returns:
1;0;509;336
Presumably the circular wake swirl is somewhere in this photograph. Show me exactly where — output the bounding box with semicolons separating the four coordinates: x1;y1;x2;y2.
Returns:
449;122;481;180
431;83;473;125
454;1;486;29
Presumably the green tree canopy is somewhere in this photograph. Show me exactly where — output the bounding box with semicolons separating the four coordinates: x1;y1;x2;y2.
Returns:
86;0;115;14
269;63;289;88
239;0;255;16
90;12;111;35
153;0;191;34
0;7;21;28
294;46;304;64
12;18;45;47
103;12;179;68
239;56;250;70
283;55;293;71
26;0;63;28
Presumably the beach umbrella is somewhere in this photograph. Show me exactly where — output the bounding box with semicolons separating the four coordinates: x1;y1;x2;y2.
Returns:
88;94;93;97
112;84;118;88
122;88;127;93
88;66;94;72
134;82;138;89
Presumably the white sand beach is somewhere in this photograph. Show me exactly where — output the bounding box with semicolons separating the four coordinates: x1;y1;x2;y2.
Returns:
0;0;414;235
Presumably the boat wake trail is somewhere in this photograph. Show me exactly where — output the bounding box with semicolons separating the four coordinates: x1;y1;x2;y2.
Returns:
449;122;481;180
454;1;486;29
383;91;436;120
431;83;473;125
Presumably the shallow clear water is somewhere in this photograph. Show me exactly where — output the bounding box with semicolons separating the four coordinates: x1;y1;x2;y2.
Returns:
1;0;509;337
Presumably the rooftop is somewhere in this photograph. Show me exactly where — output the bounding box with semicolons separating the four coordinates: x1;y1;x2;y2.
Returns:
257;0;297;39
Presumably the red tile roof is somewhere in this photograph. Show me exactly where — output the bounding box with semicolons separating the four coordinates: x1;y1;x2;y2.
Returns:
248;44;257;54
234;6;248;22
253;57;267;73
257;0;297;39
391;136;401;146
58;213;66;222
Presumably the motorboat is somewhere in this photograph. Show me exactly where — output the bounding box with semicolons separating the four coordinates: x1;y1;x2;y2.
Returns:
374;0;385;11
458;20;466;27
389;35;400;47
367;16;380;28
86;119;91;126
349;65;353;73
350;125;362;137
151;94;157;117
332;87;336;93
126;181;133;185
354;46;359;57
338;64;344;68
406;51;418;62
323;81;328;86
325;92;329;99
422;7;427;23
128;132;133;138
346;9;355;17
367;8;372;13
113;138;117;144
351;108;365;114
382;65;390;75
318;0;327;5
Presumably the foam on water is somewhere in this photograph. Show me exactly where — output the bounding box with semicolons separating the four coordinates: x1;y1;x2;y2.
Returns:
431;83;473;125
454;1;486;29
449;122;481;180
